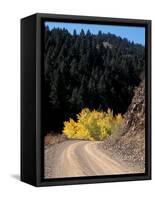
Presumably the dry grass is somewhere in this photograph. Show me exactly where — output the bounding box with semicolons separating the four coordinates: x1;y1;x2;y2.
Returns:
44;132;67;148
107;124;125;145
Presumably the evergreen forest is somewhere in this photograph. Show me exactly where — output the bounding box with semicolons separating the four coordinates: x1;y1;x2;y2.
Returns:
44;26;145;133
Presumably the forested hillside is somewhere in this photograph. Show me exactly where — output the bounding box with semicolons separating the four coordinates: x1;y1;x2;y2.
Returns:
44;27;145;133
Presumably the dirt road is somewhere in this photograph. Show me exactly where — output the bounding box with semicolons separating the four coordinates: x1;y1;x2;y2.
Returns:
45;140;140;178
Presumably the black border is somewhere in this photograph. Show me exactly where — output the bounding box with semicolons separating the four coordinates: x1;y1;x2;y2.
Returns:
36;13;151;186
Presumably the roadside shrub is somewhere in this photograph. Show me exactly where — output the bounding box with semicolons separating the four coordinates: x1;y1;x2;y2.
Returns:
63;108;123;141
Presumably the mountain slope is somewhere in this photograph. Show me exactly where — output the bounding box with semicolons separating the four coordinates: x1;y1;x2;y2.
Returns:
100;80;145;170
44;28;145;133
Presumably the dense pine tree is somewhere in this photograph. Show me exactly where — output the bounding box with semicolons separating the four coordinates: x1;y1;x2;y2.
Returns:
44;27;145;133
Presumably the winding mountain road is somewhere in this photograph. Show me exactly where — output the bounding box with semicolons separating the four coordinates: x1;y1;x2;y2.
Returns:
45;140;139;178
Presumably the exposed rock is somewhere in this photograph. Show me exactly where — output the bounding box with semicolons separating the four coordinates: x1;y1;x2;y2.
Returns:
116;80;145;168
102;41;113;49
122;80;145;136
100;80;145;171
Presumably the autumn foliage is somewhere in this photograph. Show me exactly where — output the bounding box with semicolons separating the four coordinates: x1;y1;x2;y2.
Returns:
63;108;123;141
